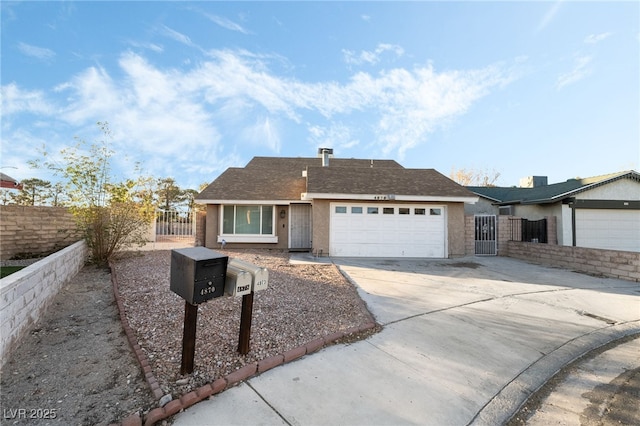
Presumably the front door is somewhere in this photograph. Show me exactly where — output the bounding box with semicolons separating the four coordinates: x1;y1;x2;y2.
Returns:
289;204;312;251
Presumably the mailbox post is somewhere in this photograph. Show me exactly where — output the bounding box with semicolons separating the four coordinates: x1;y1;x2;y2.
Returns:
170;247;228;374
229;258;269;354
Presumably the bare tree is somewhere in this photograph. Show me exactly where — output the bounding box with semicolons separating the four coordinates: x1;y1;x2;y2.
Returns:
450;167;501;187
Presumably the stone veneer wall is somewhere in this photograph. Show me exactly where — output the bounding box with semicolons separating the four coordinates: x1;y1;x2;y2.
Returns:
500;241;639;282
0;205;81;260
0;240;88;369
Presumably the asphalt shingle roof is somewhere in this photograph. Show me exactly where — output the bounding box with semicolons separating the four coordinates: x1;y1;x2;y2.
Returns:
306;166;473;197
197;156;474;202
468;170;640;205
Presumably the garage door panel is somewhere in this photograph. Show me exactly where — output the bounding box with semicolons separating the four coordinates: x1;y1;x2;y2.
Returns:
576;209;640;252
330;203;446;257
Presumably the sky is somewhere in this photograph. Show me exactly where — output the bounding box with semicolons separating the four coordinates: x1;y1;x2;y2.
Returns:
1;1;639;191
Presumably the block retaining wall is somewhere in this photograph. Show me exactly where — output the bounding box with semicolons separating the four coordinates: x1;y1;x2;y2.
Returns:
464;215;557;256
500;241;640;282
0;240;88;369
0;205;81;260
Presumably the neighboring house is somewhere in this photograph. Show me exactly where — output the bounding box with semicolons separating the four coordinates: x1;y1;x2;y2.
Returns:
196;150;478;258
0;173;22;190
468;170;640;252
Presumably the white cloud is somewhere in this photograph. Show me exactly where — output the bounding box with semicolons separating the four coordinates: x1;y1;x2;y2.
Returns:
161;25;195;47
0;83;53;115
307;123;360;151
343;43;405;66
557;55;592;89
17;42;55;60
2;48;515;184
127;40;164;53
202;13;250;34
535;1;563;33
584;32;612;44
241;116;281;152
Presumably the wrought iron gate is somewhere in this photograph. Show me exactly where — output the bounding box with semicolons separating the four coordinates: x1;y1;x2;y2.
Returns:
156;209;195;242
289;204;312;251
475;215;497;255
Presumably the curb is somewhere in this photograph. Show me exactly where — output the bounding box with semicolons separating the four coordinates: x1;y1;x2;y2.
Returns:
108;260;379;426
469;321;640;426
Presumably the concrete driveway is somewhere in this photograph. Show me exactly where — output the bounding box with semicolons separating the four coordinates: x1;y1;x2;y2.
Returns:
173;256;640;425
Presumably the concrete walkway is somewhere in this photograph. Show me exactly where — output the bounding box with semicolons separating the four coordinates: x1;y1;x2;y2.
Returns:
173;256;640;425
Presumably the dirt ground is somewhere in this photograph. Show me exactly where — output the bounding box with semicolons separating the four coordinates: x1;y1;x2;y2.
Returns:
0;249;375;426
507;334;640;426
1;266;156;425
2;255;636;426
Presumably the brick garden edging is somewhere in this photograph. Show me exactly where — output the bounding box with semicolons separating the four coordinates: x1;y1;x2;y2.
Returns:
108;260;378;426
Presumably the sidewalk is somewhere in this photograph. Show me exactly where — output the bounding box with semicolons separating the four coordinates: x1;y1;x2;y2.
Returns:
173;256;640;425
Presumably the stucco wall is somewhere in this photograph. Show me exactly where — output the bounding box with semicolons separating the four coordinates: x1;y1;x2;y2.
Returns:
0;205;82;260
311;200;331;256
464;197;498;216
313;200;466;258
276;205;289;249
204;204;219;248
576;178;640;200
203;201;476;258
445;203;466;257
204;204;289;250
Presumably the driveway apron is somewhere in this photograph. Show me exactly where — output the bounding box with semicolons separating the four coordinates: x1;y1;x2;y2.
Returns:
173;256;640;426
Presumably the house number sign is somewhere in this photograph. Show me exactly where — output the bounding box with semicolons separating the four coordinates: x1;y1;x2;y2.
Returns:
373;194;395;200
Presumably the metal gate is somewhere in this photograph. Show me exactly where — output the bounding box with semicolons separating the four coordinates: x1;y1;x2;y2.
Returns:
475;215;497;255
156;209;195;242
289;204;312;251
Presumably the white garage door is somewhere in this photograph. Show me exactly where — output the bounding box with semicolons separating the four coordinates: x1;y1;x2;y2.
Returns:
330;203;446;257
576;209;640;252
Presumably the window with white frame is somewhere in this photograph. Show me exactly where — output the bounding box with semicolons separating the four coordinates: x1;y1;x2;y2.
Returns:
222;205;274;235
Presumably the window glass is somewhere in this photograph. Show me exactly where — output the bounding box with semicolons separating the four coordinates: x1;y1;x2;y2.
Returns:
399;207;410;215
383;207;394;214
235;205;261;234
351;206;363;214
261;205;273;234
415;208;426;215
430;208;442;216
335;206;347;213
223;205;275;235
367;207;379;214
223;205;234;234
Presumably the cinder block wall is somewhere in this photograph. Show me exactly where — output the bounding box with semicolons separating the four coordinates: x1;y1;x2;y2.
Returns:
464;215;557;255
0;240;88;368
464;215;517;255
501;241;639;282
0;206;81;260
195;210;206;246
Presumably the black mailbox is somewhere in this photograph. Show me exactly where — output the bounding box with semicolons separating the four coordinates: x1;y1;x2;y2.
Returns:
170;247;228;305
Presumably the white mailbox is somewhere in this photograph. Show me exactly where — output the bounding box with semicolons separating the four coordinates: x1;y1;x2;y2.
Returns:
224;265;253;297
229;258;269;292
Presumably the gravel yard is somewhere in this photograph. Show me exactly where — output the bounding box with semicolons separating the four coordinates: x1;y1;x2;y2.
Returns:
1;248;377;425
113;249;376;401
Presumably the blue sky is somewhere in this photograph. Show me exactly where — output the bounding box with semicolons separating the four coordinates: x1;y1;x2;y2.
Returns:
1;1;638;191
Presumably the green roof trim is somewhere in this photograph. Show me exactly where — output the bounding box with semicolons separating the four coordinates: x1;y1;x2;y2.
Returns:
468;170;639;205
